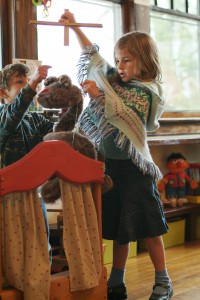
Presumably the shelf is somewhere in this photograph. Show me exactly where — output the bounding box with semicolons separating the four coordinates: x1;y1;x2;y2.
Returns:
160;117;200;124
147;117;200;145
164;203;200;241
164;203;200;219
148;134;200;146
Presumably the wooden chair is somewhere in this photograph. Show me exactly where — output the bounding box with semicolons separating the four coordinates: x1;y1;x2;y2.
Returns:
0;140;107;300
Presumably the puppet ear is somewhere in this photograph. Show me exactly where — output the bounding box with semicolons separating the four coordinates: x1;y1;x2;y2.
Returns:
58;75;72;88
44;76;58;86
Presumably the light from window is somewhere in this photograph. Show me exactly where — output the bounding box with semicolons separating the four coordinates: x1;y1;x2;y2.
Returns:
187;1;199;15
151;11;200;111
151;0;199;15
173;0;187;12
0;22;2;69
37;0;122;89
152;1;171;9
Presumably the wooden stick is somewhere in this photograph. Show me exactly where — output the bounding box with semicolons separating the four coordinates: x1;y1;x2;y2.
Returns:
30;9;102;46
64;9;69;46
30;20;103;28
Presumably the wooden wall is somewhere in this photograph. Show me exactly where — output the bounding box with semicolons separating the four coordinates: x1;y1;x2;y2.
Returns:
0;0;37;67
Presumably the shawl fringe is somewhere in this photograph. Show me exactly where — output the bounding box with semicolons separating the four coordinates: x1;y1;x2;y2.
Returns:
114;131;162;180
79;94;115;144
77;44;99;84
80;98;162;180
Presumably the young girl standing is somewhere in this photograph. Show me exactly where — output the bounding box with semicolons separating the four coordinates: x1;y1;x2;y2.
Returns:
60;11;173;300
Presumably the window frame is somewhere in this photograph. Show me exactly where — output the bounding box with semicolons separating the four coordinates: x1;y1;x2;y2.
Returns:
0;0;10;67
0;0;134;67
150;3;200;119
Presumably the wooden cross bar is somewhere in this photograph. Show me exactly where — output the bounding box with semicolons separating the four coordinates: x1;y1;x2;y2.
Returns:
30;10;103;46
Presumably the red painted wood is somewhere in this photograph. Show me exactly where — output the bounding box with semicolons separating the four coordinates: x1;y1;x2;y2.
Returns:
0;140;104;196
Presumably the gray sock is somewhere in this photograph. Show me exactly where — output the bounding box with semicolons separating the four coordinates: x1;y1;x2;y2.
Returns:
108;267;125;287
154;270;172;295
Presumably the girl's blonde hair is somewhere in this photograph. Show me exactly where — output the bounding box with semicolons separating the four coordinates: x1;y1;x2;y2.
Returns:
114;31;162;82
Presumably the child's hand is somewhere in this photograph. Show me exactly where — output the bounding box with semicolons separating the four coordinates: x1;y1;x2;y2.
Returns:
59;10;76;24
59;9;92;48
32;65;52;83
29;65;52;91
81;80;101;98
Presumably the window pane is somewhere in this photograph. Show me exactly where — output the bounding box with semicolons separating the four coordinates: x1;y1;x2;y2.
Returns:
188;1;199;15
151;11;200;111
173;0;186;13
37;0;122;88
156;1;171;9
0;28;2;69
152;0;199;15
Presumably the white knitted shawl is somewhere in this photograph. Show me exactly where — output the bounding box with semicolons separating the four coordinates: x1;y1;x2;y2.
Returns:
77;46;165;180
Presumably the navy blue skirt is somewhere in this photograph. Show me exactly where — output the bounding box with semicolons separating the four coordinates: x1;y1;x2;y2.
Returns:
102;159;168;244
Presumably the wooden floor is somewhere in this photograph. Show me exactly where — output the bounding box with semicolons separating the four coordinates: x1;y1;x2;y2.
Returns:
105;240;200;300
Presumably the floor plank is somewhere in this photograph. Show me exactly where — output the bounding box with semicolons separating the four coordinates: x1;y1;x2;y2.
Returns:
105;240;200;299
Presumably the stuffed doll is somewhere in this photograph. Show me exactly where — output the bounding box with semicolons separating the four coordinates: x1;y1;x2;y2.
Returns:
37;74;113;203
158;152;198;207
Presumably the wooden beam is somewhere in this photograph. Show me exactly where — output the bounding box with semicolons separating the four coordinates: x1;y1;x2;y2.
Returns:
30;14;102;46
30;20;103;28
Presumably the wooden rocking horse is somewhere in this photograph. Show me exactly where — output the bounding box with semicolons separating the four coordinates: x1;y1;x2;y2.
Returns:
0;140;107;300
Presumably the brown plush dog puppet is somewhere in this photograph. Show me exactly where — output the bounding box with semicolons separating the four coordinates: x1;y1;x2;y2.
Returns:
38;75;83;132
37;74;113;203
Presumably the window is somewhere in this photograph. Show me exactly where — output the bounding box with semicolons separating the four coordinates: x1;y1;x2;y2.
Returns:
150;1;200;112
37;0;122;88
0;1;3;69
0;22;2;69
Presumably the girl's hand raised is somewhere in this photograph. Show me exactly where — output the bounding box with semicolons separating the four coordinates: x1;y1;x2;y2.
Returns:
81;80;102;98
59;10;76;24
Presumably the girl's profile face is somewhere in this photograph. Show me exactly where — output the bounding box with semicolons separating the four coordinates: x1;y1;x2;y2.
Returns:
115;48;139;82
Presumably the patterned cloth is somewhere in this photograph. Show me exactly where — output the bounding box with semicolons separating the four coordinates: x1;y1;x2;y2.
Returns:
60;180;102;292
77;45;165;180
1;183;102;298
1;190;50;300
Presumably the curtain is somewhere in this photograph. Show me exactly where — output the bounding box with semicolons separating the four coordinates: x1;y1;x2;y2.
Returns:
1;190;50;300
60;180;102;292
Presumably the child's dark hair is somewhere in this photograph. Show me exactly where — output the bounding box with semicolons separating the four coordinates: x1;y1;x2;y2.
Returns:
0;63;30;104
167;153;186;162
0;63;30;90
114;31;162;82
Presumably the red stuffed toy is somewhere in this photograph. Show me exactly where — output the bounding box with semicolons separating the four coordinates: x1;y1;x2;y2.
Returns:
158;152;198;207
